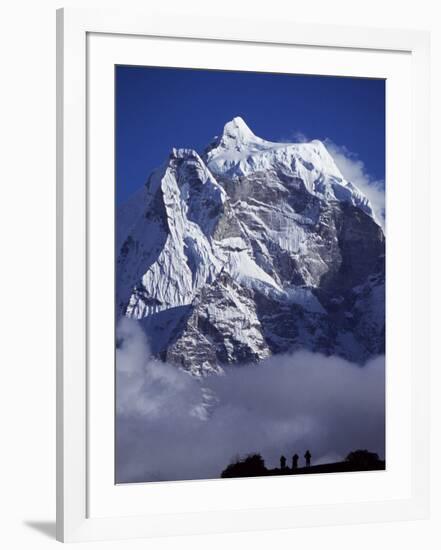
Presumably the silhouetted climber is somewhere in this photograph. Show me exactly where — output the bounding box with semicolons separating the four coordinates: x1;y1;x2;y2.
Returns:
280;455;287;470
292;453;299;470
304;450;311;467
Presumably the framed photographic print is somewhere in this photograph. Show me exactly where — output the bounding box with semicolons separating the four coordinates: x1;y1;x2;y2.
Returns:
56;7;430;543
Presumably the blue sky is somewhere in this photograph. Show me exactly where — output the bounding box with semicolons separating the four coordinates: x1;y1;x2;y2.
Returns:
116;66;385;205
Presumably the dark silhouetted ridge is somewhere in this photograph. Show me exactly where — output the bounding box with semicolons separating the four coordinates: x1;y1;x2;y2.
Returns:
221;449;385;479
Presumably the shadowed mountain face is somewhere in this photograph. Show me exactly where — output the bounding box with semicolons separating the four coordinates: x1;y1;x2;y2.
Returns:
117;117;385;375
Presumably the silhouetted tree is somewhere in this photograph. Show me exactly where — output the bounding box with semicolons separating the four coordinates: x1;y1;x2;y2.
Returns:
345;450;380;468
221;453;267;478
280;455;287;469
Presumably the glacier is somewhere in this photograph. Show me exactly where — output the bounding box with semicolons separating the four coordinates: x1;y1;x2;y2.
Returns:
116;117;385;375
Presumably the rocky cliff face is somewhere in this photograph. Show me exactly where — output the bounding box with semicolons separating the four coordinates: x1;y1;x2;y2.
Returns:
117;117;385;375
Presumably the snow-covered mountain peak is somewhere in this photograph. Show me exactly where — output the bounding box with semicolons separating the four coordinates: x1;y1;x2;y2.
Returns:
220;116;260;144
205;116;264;156
203;119;374;219
205;118;340;177
117;118;385;372
146;146;223;197
169;147;201;160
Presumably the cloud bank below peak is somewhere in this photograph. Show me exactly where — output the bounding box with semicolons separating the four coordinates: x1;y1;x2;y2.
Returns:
116;318;385;484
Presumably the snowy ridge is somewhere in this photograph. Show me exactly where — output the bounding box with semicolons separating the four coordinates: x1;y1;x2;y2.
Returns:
204;117;374;218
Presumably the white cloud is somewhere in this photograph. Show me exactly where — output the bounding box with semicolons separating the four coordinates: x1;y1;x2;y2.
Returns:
278;130;309;143
116;318;385;483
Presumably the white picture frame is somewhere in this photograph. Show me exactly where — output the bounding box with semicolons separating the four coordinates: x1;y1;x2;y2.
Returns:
56;7;430;543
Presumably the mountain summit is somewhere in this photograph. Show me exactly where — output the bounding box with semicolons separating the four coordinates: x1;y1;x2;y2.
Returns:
217;116;259;145
117;117;385;375
204;117;374;219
